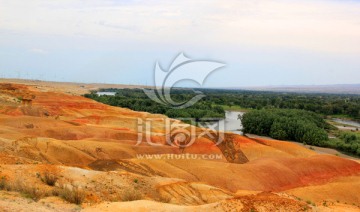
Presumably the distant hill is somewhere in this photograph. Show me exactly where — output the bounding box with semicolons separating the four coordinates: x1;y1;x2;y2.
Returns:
1;78;359;95
243;84;360;95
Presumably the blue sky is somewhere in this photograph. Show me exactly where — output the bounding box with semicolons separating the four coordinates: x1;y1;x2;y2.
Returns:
0;0;359;87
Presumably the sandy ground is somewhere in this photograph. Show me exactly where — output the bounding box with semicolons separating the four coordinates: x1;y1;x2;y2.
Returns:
0;78;148;96
246;134;360;162
0;191;80;212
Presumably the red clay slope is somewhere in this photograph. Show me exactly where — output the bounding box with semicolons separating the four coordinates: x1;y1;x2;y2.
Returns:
0;82;359;196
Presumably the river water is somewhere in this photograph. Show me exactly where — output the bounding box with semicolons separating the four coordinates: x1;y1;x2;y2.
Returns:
332;118;360;128
97;92;116;96
220;111;244;135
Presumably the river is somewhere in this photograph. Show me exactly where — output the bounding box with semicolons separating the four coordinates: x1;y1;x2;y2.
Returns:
332;118;360;128
220;110;244;135
97;91;116;96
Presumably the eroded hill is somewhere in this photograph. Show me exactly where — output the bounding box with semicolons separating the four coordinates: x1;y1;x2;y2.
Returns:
0;81;359;211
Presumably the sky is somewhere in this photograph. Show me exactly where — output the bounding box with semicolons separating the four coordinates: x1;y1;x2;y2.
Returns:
0;0;360;87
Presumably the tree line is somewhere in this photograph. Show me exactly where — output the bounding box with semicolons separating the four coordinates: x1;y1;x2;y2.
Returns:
89;88;360;120
197;89;360;120
241;109;360;156
240;109;332;145
84;89;225;121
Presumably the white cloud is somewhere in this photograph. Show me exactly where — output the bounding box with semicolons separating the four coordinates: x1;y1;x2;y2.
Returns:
0;0;360;53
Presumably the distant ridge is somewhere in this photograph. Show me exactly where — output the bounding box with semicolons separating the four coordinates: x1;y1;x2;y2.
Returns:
238;84;360;95
1;78;359;95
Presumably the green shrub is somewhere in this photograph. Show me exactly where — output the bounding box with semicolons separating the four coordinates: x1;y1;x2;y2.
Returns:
325;132;360;156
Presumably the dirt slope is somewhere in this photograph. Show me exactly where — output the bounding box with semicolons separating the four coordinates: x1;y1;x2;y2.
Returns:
0;81;359;211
